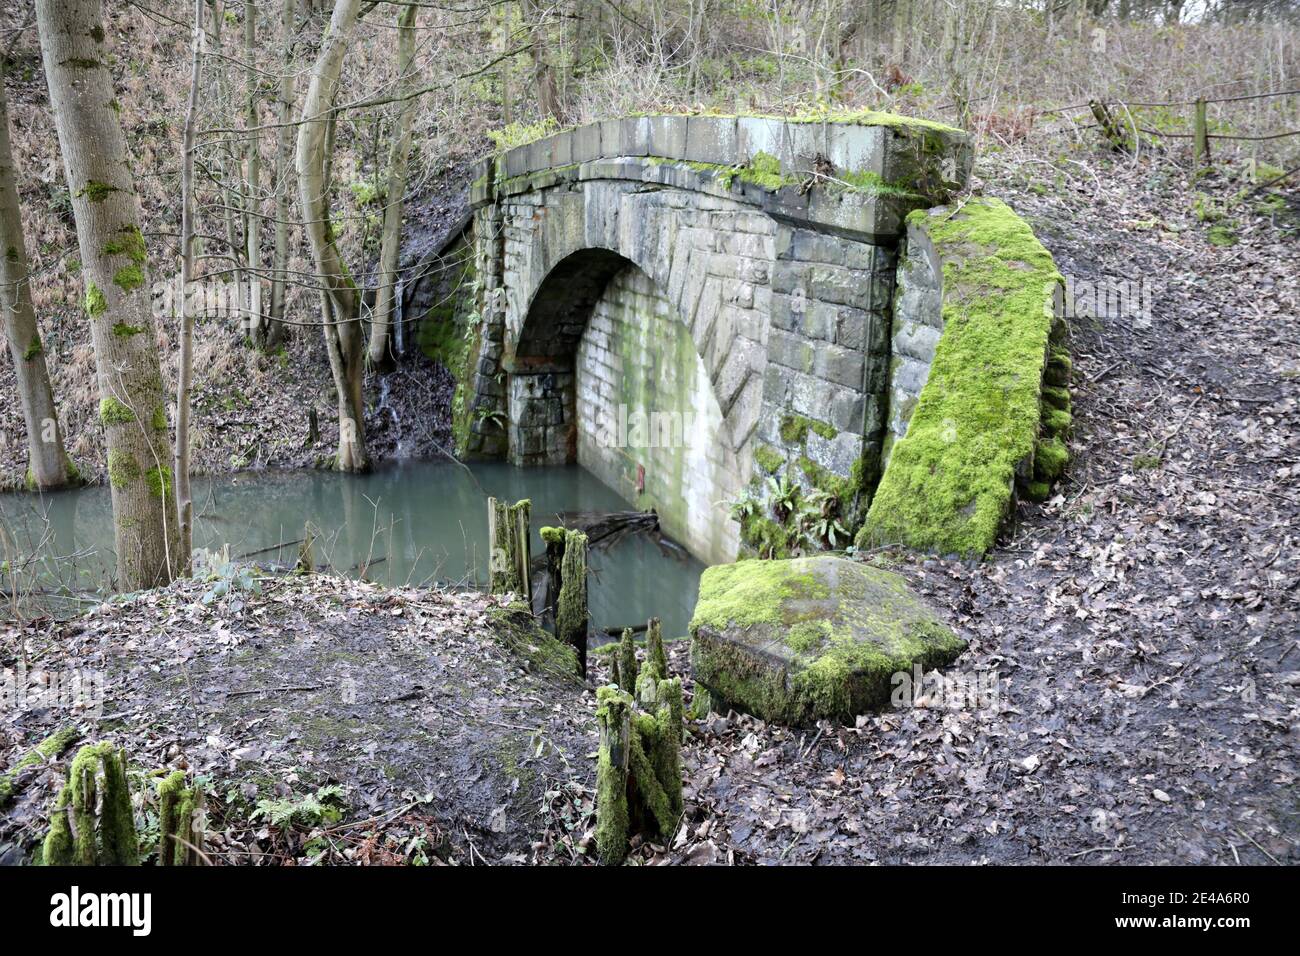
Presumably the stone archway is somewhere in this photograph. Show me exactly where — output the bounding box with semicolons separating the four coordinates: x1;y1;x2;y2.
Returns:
508;246;745;564
462;113;978;563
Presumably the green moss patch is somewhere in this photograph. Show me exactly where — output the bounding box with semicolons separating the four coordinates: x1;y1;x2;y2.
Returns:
106;449;140;488
145;465;173;500
76;179;118;201
753;443;783;475
0;727;79;806
99;396;136;426
689;555;965;724
104;224;146;264
84;283;107;317
860;198;1063;557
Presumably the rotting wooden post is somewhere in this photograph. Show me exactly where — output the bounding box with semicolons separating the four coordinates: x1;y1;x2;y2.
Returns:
1193;98;1210;171
512;499;531;605
487;497;531;602
595;677;684;864
617;627;638;693
645;617;667;681
296;524;316;574
157;770;204;866
41;742;139;866
554;528;589;677
595;686;631;865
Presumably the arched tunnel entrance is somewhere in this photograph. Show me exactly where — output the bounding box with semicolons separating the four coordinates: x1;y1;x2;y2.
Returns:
508;251;744;566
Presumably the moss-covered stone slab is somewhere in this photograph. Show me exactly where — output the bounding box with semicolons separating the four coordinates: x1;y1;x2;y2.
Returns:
860;198;1066;556
689;555;965;725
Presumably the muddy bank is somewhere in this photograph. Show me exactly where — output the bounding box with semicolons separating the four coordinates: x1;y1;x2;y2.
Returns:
0;575;596;865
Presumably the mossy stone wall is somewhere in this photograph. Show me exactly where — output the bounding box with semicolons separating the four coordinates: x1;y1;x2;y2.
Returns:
462;113;981;564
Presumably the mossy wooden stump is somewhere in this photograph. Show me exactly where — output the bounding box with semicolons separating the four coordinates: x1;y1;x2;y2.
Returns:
157;770;204;866
596;620;683;864
40;742;205;866
0;725;79;807
541;525;589;677
41;742;138;866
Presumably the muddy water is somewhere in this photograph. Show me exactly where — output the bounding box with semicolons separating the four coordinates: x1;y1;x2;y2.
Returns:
0;461;706;639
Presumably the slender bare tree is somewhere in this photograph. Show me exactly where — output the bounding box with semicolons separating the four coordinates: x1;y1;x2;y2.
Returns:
522;0;563;120
36;0;182;589
297;0;369;472
0;75;71;491
175;0;205;572
244;0;265;341
367;1;418;368
268;0;297;342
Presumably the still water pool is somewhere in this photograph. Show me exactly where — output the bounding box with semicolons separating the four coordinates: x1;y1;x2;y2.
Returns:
0;461;706;639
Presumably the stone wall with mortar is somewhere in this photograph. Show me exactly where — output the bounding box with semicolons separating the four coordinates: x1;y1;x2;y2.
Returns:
576;265;742;565
884;220;943;462
462;113;973;563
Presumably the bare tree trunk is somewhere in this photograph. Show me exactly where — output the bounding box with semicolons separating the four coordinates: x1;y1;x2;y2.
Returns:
244;0;265;341
0;76;70;491
522;0;562;121
297;0;368;472
210;2;248;328
268;0;296;343
36;0;182;589
175;0;204;573
367;1;417;368
499;3;512;125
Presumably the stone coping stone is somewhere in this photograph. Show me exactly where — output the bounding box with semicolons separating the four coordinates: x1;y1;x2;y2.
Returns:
472;113;972;217
689;555;966;725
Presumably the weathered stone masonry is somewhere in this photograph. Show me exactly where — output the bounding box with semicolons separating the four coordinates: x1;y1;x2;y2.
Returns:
452;113;973;564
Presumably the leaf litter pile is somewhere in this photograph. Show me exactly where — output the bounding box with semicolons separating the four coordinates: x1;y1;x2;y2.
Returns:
1;149;1296;865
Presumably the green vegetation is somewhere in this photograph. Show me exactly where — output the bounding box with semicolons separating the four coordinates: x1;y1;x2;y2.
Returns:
145;465;173;500
753;443;783;474
76;179;118;201
0;727;79;806
104;224;146;264
1207;223;1238;246
107;448;140;488
41;742;138;866
84;282;107;317
487;116;560;152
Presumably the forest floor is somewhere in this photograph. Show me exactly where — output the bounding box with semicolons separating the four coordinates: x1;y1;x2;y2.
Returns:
1;144;1296;866
639;148;1300;866
0;575;598;866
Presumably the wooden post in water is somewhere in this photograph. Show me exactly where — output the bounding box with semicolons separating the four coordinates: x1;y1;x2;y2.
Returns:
547;527;589;678
487;497;531;603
